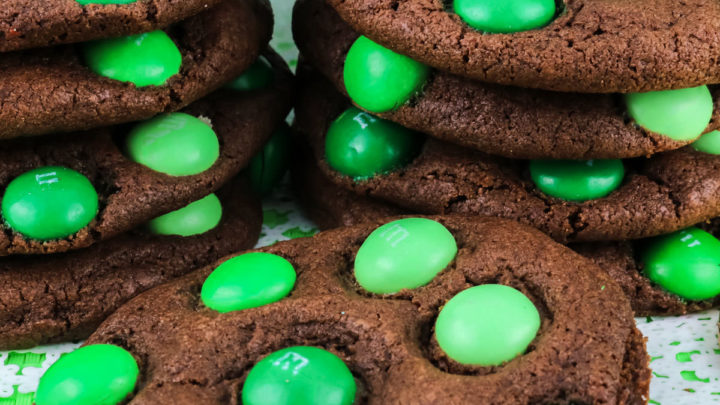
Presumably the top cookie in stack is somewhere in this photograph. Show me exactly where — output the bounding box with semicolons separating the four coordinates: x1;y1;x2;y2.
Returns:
296;0;720;159
0;0;273;139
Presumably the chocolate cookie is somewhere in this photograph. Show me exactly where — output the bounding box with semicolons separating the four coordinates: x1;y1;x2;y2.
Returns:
295;152;720;317
0;0;272;140
0;0;225;52
39;215;649;404
293;0;720;159
0;178;262;350
0;55;291;256
322;0;720;93
295;71;720;243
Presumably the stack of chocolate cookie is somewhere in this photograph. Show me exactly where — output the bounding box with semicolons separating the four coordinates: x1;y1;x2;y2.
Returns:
292;0;720;319
0;0;292;350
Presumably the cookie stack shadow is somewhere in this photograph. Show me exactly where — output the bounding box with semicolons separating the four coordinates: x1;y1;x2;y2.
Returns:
0;0;292;350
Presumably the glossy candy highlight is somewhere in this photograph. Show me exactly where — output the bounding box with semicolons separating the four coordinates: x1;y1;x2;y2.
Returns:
625;86;713;141
201;252;296;313
640;227;720;301
242;346;356;405
454;0;556;33
126;112;220;176
530;159;624;201
435;284;541;365
148;193;222;237
83;31;182;87
325;107;422;179
354;218;457;294
2;166;99;240
35;344;138;405
343;36;430;113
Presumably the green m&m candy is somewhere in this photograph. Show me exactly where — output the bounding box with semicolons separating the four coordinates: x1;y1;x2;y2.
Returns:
249;125;292;195
640;227;720;301
35;344;138;405
354;218;457;294
2;166;99;240
83;31;182;87
126;112;219;176
625;86;713;141
454;0;556;33
325;107;422;179
76;0;136;4
201;252;296;313
529;159;624;201
242;346;356;405
692;130;720;154
148;193;222;237
226;56;274;91
343;36;430;113
435;284;540;365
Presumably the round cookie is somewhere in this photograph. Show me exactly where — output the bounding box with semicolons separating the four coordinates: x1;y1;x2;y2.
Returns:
293;152;720;316
293;0;720;159
295;72;720;243
0;52;291;255
320;0;720;93
0;178;262;350
68;215;649;403
0;0;227;52
573;220;720;316
0;0;272;140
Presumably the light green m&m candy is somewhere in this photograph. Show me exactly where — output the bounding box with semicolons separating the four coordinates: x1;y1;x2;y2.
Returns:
35;344;138;405
435;284;540;365
692;130;720;154
242;346;356;405
354;218;457;294
625;86;713;141
148;193;222;237
640;227;720;301
201;252;296;313
343;36;430;113
2;166;98;240
76;0;136;4
454;0;556;33
226;56;274;91
83;31;182;87
326;107;422;179
126;112;219;176
530;159;624;201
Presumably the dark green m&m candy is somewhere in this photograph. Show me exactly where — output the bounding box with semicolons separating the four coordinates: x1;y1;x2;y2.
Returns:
354;218;457;294
625;86;713;141
325;107;422;179
435;284;540;365
529;159;624;201
148;193;222;237
640;227;720;301
454;0;556;33
83;31;182;87
242;346;356;405
2;166;99;240
343;36;430;113
692;130;720;155
35;344;138;405
126;112;219;176
201;252;296;313
249;125;292;195
76;0;136;4
226;56;274;91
